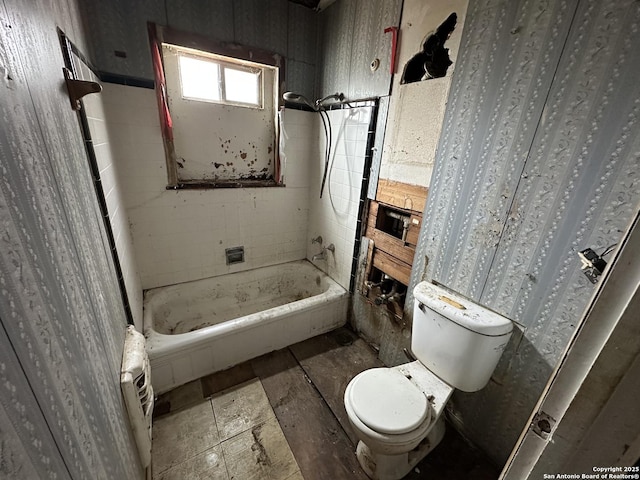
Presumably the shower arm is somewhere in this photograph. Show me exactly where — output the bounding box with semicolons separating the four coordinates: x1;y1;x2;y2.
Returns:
323;95;381;108
282;93;344;112
283;92;381;110
315;93;345;109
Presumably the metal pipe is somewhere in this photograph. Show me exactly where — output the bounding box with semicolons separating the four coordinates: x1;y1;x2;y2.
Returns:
386;210;411;242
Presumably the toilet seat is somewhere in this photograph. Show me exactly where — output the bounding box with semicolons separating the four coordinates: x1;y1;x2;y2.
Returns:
348;368;430;435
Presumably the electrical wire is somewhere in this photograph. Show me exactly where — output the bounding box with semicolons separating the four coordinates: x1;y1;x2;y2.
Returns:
600;243;617;257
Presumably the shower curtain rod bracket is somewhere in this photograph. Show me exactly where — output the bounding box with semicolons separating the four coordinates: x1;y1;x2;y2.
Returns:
63;67;102;111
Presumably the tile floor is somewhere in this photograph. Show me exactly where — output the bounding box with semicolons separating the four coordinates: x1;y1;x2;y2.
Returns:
152;378;302;480
151;327;499;480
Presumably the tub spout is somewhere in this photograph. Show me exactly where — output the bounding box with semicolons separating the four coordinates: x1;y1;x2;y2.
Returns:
312;252;324;261
312;243;335;262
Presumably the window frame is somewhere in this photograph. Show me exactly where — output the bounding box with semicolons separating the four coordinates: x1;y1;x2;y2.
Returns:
148;23;285;189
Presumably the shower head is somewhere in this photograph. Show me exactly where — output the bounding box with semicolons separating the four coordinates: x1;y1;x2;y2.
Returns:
283;91;316;110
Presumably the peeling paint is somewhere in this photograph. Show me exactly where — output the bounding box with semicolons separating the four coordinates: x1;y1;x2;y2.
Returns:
163;47;277;184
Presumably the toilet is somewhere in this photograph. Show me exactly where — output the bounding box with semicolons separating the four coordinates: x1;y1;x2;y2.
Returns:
344;281;514;480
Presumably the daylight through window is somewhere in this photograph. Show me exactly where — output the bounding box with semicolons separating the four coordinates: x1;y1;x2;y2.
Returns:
174;48;264;108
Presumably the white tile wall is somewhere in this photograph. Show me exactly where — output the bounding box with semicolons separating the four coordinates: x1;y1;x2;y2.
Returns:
81;71;144;330
88;78;368;304
306;107;372;289
102;84;313;289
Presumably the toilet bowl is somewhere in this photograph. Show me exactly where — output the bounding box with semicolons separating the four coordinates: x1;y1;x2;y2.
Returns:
344;281;514;480
344;361;454;479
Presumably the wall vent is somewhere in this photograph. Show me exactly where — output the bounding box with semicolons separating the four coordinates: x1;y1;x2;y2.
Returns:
121;326;154;470
225;246;245;265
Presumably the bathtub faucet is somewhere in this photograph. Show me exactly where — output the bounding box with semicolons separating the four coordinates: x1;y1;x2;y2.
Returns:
374;279;405;305
312;243;335;261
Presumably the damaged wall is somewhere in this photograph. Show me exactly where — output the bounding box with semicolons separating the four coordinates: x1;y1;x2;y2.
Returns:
379;0;468;188
162;45;277;183
351;0;468;360
406;0;640;466
78;0;321;289
351;0;640;468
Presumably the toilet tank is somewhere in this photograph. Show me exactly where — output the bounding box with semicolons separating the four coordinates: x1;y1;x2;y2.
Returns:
412;282;513;392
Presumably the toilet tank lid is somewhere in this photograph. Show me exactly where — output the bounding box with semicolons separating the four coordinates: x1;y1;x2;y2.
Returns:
414;282;514;336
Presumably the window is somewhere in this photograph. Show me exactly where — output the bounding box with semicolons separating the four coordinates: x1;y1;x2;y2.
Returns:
178;56;220;102
149;25;284;188
176;49;264;108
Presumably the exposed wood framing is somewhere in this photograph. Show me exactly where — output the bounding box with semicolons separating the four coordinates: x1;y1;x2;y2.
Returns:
372;249;412;286
376;179;428;213
364;200;422;273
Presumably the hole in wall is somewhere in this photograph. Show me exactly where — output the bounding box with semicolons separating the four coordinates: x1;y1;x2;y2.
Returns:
364;267;408;316
375;204;412;242
401;12;457;84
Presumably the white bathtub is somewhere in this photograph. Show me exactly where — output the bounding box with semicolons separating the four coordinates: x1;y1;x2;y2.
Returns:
143;260;348;393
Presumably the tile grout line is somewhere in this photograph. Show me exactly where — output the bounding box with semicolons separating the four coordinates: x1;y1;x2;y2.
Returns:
208;378;292;480
209;396;233;480
152;398;224;478
155;351;341;479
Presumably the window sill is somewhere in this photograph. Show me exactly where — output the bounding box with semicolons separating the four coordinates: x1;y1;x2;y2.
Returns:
166;179;283;190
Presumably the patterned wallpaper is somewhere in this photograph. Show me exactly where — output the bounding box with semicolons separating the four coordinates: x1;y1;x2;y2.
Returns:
79;0;319;100
407;0;640;465
318;0;402;100
0;0;143;478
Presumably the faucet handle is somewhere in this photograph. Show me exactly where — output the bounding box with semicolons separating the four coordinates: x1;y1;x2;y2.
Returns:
312;235;323;245
326;243;335;253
